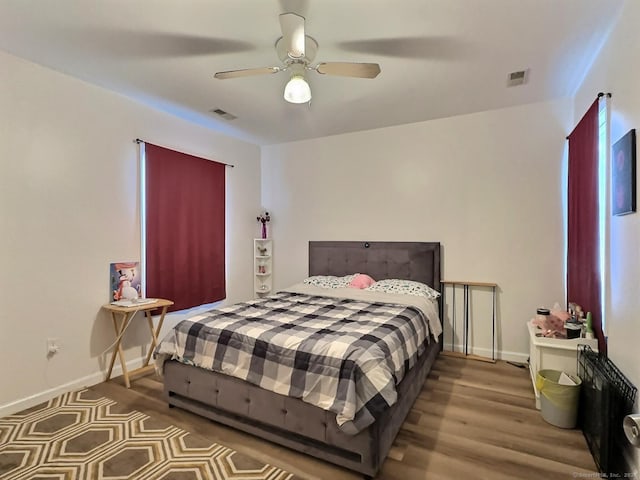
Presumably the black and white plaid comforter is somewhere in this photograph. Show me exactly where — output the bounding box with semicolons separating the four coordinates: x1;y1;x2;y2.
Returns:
154;287;437;434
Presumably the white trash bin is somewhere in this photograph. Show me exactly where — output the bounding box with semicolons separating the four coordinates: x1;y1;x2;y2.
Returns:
536;369;582;429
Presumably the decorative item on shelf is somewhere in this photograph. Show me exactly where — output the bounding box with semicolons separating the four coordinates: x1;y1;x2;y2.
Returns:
257;246;268;256
257;211;271;239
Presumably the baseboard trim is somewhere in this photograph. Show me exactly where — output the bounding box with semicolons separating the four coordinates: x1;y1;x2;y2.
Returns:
442;344;528;364
0;356;147;418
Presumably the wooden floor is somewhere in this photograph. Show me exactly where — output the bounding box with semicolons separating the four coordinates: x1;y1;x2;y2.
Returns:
90;355;597;480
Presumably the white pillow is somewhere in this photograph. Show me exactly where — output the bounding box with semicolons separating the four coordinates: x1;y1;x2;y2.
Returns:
303;274;358;289
366;279;440;300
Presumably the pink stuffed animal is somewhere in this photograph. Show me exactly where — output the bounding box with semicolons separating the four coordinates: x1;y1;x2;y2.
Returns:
349;274;376;289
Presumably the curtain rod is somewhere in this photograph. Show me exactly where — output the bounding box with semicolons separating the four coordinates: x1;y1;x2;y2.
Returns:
134;138;234;168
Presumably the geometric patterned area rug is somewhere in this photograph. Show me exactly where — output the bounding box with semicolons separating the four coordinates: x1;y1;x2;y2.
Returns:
0;389;299;480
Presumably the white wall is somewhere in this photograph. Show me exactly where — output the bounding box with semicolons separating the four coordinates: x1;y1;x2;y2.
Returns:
0;50;261;413
261;98;572;360
574;1;640;470
574;0;640;391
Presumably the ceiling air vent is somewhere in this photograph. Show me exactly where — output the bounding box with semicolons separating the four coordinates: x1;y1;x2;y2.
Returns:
210;108;237;121
507;69;528;87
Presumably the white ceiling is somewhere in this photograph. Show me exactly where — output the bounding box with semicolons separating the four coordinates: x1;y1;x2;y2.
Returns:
0;0;623;146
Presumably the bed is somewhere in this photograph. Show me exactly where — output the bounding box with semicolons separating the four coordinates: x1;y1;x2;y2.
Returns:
156;241;442;478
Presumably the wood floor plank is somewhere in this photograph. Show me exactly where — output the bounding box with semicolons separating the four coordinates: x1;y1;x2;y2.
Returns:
93;355;596;479
414;411;595;470
430;366;534;398
423;377;536;409
411;394;589;449
398;438;591;480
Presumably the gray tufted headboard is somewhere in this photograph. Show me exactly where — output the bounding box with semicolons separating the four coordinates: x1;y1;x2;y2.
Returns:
308;241;441;292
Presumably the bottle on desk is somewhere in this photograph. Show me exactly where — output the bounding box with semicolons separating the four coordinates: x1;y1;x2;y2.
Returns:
584;311;595;339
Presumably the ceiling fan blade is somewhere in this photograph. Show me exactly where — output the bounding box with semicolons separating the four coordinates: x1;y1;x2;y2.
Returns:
214;67;281;79
338;36;469;60
279;12;306;59
315;62;381;79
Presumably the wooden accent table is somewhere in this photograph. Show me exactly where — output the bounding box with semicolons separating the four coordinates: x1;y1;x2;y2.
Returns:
101;298;173;388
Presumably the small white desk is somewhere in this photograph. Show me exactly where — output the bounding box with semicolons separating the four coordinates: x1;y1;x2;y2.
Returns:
528;320;598;409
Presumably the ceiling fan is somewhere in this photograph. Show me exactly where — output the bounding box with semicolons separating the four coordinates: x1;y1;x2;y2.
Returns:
214;12;381;104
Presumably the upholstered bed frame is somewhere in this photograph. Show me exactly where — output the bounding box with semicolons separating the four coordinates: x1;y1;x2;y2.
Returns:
162;241;442;478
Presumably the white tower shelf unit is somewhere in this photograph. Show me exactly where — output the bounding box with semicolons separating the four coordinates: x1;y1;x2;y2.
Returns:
254;238;273;296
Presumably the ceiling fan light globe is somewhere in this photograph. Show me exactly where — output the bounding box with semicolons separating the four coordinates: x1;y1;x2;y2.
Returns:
284;75;311;104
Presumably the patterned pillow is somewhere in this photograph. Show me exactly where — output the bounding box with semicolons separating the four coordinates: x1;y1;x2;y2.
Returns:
303;274;358;289
366;279;440;299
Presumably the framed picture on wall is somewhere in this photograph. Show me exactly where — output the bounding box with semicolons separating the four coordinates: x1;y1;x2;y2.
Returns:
612;129;636;216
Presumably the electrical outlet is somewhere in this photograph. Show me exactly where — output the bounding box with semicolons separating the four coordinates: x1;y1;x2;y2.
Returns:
47;338;60;355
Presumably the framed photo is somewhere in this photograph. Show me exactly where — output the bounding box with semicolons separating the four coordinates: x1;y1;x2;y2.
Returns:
612;129;636;216
110;261;141;301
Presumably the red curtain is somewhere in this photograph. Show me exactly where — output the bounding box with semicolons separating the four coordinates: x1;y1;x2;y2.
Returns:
567;99;605;354
145;143;226;311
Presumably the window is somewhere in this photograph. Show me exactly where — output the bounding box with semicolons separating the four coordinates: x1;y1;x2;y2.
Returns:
567;96;606;353
141;143;226;311
597;95;610;335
